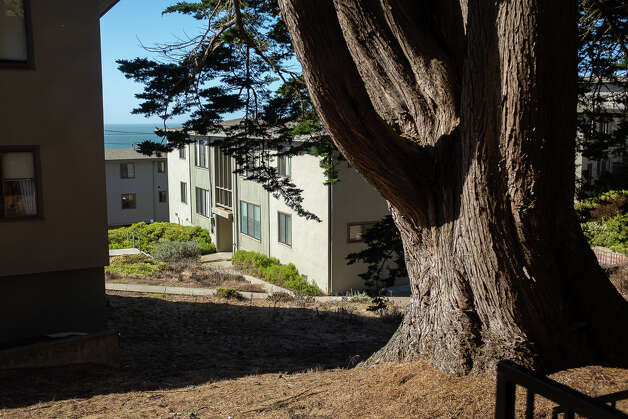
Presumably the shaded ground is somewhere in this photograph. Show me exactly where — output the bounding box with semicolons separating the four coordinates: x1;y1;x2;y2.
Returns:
0;292;399;411
1;292;626;418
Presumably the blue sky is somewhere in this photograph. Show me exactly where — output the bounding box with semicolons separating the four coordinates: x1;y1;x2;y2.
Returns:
100;1;200;125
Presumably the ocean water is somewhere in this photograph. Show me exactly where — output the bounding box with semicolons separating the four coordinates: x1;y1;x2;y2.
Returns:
104;123;170;150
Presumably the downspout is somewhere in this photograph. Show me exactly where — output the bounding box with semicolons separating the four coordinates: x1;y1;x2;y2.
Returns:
327;169;333;294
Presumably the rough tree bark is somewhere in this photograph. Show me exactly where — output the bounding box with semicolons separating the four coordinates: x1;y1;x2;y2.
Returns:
278;0;628;374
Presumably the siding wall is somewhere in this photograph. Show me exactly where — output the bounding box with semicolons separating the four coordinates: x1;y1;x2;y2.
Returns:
268;154;329;292
330;162;394;294
189;144;212;232
167;145;192;226
236;173;269;255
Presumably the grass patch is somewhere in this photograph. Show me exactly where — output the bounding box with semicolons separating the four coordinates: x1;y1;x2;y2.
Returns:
232;250;323;296
108;222;216;255
105;254;167;278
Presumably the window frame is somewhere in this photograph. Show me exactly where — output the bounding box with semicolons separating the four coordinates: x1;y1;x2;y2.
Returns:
0;0;35;70
240;200;261;240
179;147;186;159
277;211;292;246
120;162;135;179
158;190;167;203
278;155;291;178
195;187;209;217
0;145;42;221
180;181;187;204
157;161;166;173
194;140;208;168
347;221;376;243
121;193;136;210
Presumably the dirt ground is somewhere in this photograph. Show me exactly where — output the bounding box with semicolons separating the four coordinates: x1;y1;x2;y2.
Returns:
0;292;626;418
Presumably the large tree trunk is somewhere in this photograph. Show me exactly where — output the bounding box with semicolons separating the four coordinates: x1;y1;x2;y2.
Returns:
279;0;628;374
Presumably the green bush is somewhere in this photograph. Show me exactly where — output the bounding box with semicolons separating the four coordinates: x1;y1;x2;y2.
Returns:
108;222;216;255
581;213;628;254
105;254;167;277
575;190;628;222
152;241;201;262
232;250;322;296
216;288;245;300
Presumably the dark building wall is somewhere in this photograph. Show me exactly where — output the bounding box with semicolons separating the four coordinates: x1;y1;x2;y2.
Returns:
0;268;105;345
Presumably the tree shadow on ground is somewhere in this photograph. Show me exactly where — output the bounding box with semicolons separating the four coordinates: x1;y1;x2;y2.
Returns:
0;293;400;409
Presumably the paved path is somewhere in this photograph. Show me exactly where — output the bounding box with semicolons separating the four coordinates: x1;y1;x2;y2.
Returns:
109;248;142;257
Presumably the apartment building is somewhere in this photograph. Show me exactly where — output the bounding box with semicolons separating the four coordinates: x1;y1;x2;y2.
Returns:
168;135;406;295
575;82;627;187
0;0;118;365
105;148;168;226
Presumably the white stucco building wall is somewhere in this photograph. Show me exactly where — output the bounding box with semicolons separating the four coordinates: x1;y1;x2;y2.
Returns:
167;145;193;226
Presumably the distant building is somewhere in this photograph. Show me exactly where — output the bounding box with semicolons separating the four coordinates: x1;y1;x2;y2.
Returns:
0;0;119;366
168;133;407;295
575;82;627;188
105;148;169;227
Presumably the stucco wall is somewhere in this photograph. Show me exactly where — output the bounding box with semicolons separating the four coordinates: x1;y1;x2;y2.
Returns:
330;162;392;294
0;0;108;277
235;174;270;255
268;154;330;293
190;148;212;232
105;159;168;226
167;145;192;225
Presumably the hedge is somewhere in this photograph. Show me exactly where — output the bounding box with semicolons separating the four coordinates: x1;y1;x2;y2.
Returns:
232;250;322;296
108;222;216;255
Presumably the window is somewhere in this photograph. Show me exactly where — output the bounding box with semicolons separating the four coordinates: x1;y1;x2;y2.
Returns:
180;182;187;204
195;187;209;217
157;161;166;173
0;149;39;218
121;193;136;209
215;147;232;208
0;0;33;68
278;212;292;246
120;163;135;179
194;140;208;168
159;191;167;203
240;201;261;240
278;155;291;177
347;222;376;243
179;147;185;159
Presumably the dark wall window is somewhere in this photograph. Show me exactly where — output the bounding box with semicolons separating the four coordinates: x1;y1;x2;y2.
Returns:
179;147;185;159
180;182;187;204
159;191;167;203
240;201;261;239
0;0;34;68
0;148;39;218
121;193;136;209
120;163;135;179
195;187;209;217
194;140;208;168
278;212;292;246
347;222;376;243
157;161;166;173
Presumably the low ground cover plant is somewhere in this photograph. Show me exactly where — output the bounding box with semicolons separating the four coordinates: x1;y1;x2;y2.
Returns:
216;288;245;300
232;250;323;296
153;241;201;262
105;254;167;278
108;222;216;255
576;190;628;254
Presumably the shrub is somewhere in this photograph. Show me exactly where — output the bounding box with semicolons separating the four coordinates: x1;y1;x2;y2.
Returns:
216;288;245;300
105;255;167;277
152;240;201;262
575;190;628;222
581;213;628;254
232;250;323;296
108;222;216;255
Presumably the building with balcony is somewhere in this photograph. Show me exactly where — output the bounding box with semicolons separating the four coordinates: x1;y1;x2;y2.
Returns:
168;133;407;295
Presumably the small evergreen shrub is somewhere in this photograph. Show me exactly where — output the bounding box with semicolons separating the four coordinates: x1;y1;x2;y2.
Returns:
108;222;216;255
581;213;628;254
216;288;245;300
153;240;201;262
232;250;323;296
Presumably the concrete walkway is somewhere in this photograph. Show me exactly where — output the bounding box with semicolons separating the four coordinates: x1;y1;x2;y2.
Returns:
109;248;141;257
